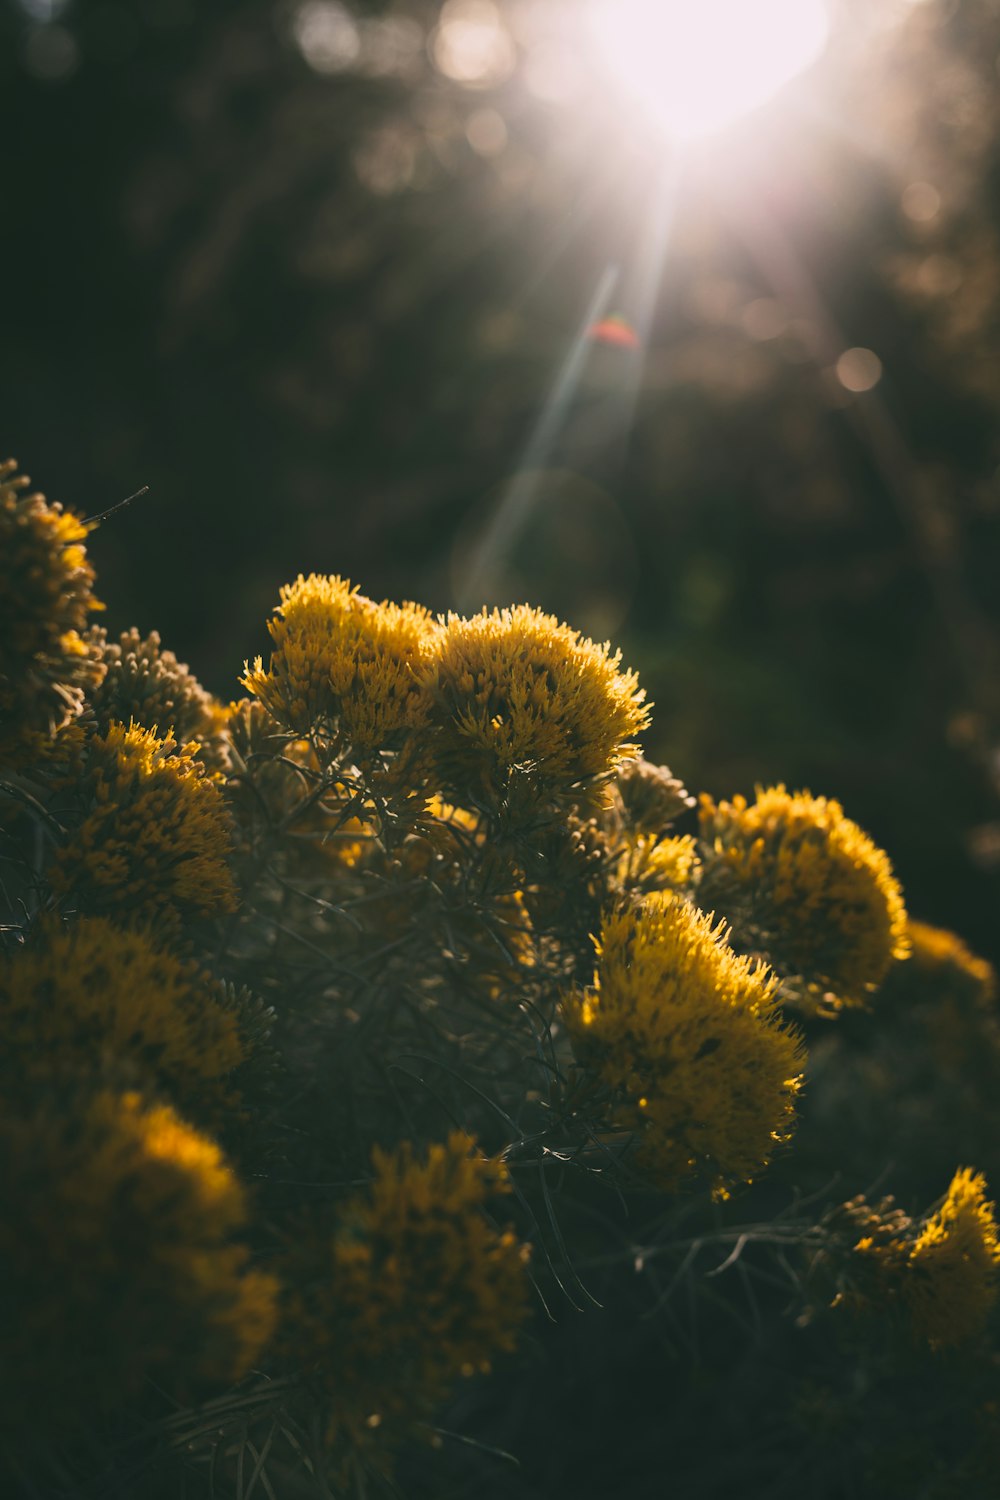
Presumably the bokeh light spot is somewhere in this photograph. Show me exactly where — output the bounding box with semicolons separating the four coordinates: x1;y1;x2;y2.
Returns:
836;347;883;393
902;180;942;222
916;253;963;295
292;0;360;75
587;0;829;141
16;0;69;20
432;0;516;87
352;126;418;196
20;22;79;80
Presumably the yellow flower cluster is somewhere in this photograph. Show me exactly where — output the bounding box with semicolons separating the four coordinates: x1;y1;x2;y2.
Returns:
906;1169;1000;1346
0;918;249;1132
877;921;1000;1086
243;573;441;753
86;626;227;764
562;893;805;1194
850;1169;1000;1348
432;604;649;811
1;1086;278;1432
905;920;997;1005
242;582;649;827
0;459;104;754
50;721;237;924
698;785;909;1007
615;832;700;898
283;1132;530;1454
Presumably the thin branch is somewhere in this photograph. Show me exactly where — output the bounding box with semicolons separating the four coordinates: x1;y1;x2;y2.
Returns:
83;484;150;526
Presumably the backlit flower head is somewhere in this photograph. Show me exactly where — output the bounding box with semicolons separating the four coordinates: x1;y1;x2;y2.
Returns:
0;458;104;754
562;892;805;1194
50;721;237;925
243;573;441;753
429;604;649;813
0;1085;278;1436
842;1169;1000;1348
903;921;997;1007
615;832;700;899
905;1168;1000;1346
281;1132;530;1460
86;626;227;767
875;921;999;1083
698;785;909;1007
1;918;254;1134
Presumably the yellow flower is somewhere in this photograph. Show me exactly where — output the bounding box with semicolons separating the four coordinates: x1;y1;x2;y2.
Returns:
86;626;227;768
615;832;700;898
0;918;253;1134
0;458;104;755
905;1169;1000;1347
843;1170;1000;1348
50;721;237;924
905;921;996;1005
243;574;441;752
0;1085;279;1437
562;892;805;1194
875;921;999;1083
698;785;909;1007
281;1132;530;1461
429;604;649;813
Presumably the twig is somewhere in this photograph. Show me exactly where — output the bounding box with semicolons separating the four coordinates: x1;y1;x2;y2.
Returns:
83;484;150;526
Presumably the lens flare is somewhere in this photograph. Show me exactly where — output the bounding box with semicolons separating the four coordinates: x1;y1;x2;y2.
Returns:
588;0;829;142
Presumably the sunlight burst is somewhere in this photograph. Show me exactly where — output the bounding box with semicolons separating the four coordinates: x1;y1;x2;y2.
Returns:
588;0;830;142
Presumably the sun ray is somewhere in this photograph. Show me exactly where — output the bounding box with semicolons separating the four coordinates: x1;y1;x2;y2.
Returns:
457;263;619;610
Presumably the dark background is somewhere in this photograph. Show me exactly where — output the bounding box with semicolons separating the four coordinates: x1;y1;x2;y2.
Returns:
3;0;999;962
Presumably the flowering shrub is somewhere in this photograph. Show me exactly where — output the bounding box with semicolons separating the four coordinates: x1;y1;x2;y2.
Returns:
2;455;999;1498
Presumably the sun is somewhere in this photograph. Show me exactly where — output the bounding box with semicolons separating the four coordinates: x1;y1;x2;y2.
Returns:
587;0;830;143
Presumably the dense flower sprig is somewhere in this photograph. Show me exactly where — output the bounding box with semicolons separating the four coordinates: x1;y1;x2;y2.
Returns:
906;1169;1000;1345
430;603;649;813
615;756;695;833
698;785;909;1007
615;831;700;897
0;1086;278;1435
903;920;997;1006
562;893;805;1194
282;1132;530;1462
841;1169;1000;1348
0;458;103;754
85;626;226;764
49;721;237;924
0;918;255;1133
243;573;441;754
